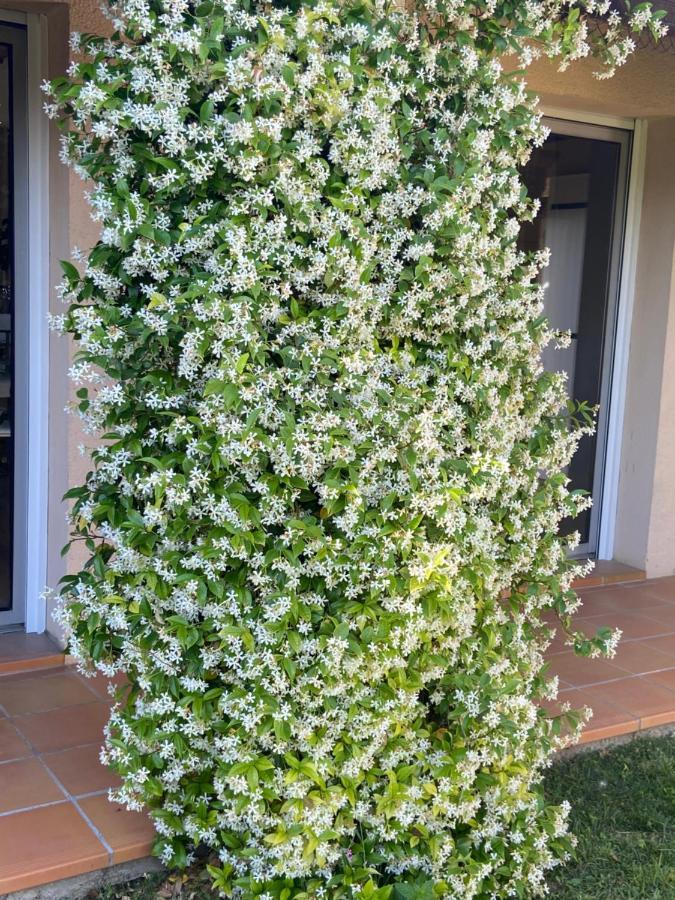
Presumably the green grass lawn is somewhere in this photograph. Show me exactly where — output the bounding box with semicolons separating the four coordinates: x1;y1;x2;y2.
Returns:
95;736;675;899
545;735;675;899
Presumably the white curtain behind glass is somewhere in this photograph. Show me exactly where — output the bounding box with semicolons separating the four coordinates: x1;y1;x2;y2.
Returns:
541;172;589;402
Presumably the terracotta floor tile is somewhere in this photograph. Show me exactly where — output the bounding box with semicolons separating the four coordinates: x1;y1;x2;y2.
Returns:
581;611;664;640
12;702;111;754
0;634;64;676
581;676;675;721
543;618;589;654
558;687;637;743
0;757;65;813
544;577;675;742
641;634;675;656
576;582;611;594
0;802;108;893
44;743;121;797
570;688;633;725
574;590;629;615
539;695;566;717
578;585;672;615
1;574;675;896
637;605;675;630
546;651;627;687
0;633;63;664
78;795;155;863
542;688;598;715
77;671;128;701
623;576;675;603
638;708;675;729
0;654;65;676
544;632;568;655
628;675;675;728
0;664;69;681
642;667;675;691
601;572;646;587
572;574;603;589
0;671;98;715
541;687;637;744
0;718;31;761
615;582;675;606
609;640;675;675
579;718;640;744
591;560;645;583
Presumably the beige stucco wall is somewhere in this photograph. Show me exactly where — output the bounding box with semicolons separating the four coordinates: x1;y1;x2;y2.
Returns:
612;119;675;575
524;48;675;119
644;241;675;577
8;6;675;634
53;1;109;635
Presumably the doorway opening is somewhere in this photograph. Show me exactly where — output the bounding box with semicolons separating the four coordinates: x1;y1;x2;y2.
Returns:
521;118;632;558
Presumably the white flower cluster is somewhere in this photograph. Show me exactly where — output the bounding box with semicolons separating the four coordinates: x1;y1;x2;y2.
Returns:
47;0;663;896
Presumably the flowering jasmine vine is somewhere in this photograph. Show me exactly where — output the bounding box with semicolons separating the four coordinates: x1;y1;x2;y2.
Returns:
46;0;664;896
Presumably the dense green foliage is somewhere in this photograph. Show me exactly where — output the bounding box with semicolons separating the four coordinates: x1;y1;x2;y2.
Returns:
95;735;675;898
46;0;665;896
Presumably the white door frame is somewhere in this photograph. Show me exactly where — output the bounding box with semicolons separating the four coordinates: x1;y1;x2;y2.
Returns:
597;120;647;560
24;11;50;632
0;10;49;632
541;107;646;561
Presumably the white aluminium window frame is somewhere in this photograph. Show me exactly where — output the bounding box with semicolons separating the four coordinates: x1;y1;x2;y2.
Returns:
597;119;647;560
23;11;50;632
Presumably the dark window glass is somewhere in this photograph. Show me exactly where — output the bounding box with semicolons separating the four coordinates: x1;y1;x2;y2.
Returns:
521;133;622;549
0;41;13;611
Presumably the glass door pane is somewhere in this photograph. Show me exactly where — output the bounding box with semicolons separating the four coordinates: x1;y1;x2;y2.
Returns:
0;39;12;611
521;121;630;556
0;21;26;629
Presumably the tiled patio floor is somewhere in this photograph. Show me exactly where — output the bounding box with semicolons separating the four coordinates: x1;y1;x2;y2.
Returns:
0;665;155;894
548;574;675;743
2;573;675;894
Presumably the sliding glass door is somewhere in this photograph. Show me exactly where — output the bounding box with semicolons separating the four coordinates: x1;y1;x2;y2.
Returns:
521;119;631;557
0;22;25;628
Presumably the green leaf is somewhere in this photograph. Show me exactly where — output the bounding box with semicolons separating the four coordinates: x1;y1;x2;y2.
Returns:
392;881;435;899
200;99;215;123
60;260;80;280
